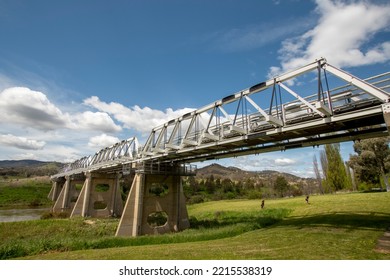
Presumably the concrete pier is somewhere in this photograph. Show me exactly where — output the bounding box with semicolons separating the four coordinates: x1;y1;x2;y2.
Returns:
116;173;190;236
51;175;84;214
70;172;123;218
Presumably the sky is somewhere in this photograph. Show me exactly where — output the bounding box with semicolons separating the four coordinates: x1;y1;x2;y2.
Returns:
0;0;390;178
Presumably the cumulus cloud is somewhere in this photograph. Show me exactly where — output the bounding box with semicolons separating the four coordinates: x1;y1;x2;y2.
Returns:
71;111;122;133
88;134;121;149
83;96;194;134
270;0;390;75
0;86;196;161
274;158;296;166
37;144;86;163
0;87;69;130
0;134;46;150
0;87;122;133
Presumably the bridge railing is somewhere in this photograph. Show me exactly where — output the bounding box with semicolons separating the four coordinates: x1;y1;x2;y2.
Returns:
52;58;390;178
55;137;139;177
140;58;390;162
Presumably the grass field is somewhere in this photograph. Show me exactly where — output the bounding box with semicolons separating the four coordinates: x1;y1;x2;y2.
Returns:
0;177;52;207
1;192;389;260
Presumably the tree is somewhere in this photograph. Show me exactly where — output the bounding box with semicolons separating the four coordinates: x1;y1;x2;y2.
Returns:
221;178;234;193
274;175;289;197
313;155;324;194
321;143;348;192
205;175;216;194
349;137;390;191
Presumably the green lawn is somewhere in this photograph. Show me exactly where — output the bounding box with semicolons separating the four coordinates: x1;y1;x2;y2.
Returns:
0;177;52;207
2;192;389;259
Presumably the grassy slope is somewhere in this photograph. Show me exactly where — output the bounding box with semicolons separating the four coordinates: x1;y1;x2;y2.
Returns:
0;177;52;207
14;192;389;260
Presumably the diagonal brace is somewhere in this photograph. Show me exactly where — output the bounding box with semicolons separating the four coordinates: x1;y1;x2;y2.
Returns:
278;82;326;117
245;96;283;127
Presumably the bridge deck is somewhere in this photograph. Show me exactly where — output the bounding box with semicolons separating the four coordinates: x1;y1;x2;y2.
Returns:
52;58;390;179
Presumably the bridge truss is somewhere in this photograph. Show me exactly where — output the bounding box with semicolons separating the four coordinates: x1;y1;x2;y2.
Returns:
53;58;390;178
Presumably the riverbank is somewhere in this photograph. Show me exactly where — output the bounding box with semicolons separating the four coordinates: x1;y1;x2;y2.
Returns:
0;176;52;208
0;207;50;223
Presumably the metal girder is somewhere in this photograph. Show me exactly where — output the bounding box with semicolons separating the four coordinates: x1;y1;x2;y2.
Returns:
52;58;390;179
244;95;283;127
324;64;390;102
53;137;139;178
136;58;389;163
278;82;328;118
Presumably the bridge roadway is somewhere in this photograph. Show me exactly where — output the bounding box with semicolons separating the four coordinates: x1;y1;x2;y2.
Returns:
52;58;390;178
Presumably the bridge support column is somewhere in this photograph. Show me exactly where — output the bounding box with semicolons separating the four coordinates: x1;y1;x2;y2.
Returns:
116;173;190;237
52;176;83;214
48;179;65;201
70;172;123;218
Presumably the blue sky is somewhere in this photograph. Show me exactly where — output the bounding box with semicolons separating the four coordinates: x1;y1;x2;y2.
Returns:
0;0;389;177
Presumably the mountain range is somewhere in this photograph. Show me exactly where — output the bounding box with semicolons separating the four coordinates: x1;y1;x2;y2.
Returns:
0;160;315;185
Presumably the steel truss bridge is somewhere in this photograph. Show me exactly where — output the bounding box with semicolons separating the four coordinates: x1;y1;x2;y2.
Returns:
52;58;390;179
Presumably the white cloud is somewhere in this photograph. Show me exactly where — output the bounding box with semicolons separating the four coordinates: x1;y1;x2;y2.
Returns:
0;86;197;162
71;111;122;133
83;96;194;134
0;87;69;130
12;153;38;160
88;134;120;149
0;87;122;134
271;0;390;74
38;144;86;163
274;158;296;166
0;86;126;161
0;134;46;150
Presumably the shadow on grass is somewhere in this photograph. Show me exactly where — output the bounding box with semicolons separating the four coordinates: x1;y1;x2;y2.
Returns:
91;209;293;249
189;208;292;230
278;211;390;232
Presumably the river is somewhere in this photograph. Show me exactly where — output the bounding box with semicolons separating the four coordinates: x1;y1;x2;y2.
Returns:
0;207;50;223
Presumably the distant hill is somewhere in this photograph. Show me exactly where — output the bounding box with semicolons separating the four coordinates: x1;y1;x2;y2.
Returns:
184;163;319;202
0;160;63;177
0;160;315;190
196;163;308;182
0;160;50;168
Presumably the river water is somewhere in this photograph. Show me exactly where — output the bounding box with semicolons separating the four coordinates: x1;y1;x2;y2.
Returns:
0;208;50;223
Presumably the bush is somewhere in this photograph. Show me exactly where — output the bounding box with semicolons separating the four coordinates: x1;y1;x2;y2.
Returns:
187;195;205;204
41;212;69;219
357;181;378;192
247;190;262;199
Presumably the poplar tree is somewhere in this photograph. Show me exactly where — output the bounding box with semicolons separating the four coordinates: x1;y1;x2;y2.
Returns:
321;143;348;192
313;155;324;194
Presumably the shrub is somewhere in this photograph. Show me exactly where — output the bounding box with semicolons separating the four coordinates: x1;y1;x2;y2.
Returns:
187;195;205;204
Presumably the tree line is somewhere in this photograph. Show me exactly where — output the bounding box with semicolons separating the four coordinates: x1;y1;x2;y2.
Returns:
183;136;390;204
182;172;316;204
313;137;390;193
